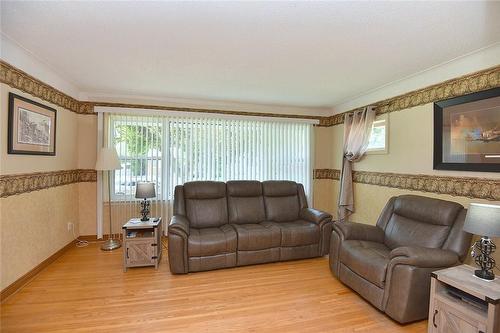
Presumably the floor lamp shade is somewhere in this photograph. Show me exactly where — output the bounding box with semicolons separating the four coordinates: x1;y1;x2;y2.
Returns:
95;147;121;171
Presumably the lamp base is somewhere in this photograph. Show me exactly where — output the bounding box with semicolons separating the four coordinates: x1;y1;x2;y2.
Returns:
474;269;495;281
101;238;121;251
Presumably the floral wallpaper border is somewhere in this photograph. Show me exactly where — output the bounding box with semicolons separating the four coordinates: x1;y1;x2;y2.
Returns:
313;169;500;201
2;60;498;126
0;169;97;198
0;60;322;121
318;64;500;126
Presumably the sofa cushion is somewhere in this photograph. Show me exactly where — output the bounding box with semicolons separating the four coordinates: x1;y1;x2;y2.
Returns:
227;181;266;224
340;240;391;288
276;220;319;247
188;225;237;257
232;222;281;251
263;181;300;222
184;181;228;228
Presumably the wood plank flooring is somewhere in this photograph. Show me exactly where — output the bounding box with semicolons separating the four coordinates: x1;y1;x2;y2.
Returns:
1;243;427;332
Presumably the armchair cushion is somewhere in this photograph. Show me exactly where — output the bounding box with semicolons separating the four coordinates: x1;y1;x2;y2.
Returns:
169;215;190;236
340;240;391;288
333;222;385;243
300;208;332;225
389;246;459;268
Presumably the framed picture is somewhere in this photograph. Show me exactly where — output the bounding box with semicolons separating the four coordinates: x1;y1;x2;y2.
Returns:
434;87;500;172
8;93;57;156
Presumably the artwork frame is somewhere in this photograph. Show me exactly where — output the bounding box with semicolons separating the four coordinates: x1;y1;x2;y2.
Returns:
8;92;57;156
433;87;500;172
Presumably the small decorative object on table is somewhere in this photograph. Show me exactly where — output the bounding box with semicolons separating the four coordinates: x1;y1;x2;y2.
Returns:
122;217;162;272
135;182;156;221
463;203;500;281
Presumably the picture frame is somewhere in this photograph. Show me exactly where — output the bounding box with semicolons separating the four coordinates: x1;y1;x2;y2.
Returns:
8;92;57;156
433;87;500;172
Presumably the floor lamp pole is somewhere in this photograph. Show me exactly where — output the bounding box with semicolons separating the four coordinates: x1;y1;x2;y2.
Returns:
101;170;121;251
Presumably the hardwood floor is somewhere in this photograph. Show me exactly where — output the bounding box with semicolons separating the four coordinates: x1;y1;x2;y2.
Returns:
1;243;427;333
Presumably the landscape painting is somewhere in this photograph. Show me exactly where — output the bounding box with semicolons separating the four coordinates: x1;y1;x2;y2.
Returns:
434;87;500;172
8;93;57;155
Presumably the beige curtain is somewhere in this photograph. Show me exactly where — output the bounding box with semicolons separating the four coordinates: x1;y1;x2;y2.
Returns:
338;106;376;221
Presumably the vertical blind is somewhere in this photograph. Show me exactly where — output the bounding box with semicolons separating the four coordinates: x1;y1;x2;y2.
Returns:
107;112;313;225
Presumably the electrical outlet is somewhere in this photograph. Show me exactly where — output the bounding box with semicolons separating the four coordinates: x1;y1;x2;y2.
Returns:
67;222;74;232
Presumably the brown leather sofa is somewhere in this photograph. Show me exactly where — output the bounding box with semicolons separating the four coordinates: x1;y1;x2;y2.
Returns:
168;180;333;273
329;195;471;324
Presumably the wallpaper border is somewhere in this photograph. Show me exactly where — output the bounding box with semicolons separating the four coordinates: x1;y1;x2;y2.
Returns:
319;64;500;126
2;60;498;126
0;169;97;198
313;169;500;201
0;60;323;121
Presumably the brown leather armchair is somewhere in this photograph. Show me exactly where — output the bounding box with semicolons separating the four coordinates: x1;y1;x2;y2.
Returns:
168;180;332;273
329;195;472;324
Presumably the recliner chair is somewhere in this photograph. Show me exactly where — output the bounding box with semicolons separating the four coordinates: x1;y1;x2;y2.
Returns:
329;195;472;323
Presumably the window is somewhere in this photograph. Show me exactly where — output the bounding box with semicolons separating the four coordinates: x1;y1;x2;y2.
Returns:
367;114;388;153
108;114;313;202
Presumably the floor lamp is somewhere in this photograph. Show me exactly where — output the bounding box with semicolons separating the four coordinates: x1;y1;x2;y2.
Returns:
96;147;122;251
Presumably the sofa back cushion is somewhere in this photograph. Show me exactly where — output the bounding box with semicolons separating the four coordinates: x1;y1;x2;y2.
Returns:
382;195;463;250
227;181;266;224
184;181;228;228
262;181;301;222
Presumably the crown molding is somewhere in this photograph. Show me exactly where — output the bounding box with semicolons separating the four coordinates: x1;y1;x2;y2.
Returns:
313;169;500;201
332;43;500;114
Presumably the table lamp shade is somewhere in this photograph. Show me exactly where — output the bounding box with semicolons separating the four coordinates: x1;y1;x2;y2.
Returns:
463;203;500;237
135;182;156;199
95;147;121;171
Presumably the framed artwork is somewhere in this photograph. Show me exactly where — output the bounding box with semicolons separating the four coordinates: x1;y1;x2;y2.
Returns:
8;93;57;156
434;87;500;172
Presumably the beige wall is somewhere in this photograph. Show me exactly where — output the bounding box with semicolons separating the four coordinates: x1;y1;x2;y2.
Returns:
313;103;500;264
0;84;90;290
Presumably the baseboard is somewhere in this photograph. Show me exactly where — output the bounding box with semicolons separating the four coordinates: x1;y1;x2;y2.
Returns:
0;239;77;303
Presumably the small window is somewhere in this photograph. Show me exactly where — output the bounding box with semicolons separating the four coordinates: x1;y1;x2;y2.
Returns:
367;114;388;153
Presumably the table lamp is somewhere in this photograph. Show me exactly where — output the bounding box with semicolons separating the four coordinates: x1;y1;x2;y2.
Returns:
95;147;122;251
463;203;500;280
135;182;156;221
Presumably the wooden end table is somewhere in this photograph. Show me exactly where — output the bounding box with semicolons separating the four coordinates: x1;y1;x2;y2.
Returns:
429;264;500;333
122;217;162;272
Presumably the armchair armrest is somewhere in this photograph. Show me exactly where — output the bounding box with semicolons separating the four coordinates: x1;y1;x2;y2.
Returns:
389;246;459;268
333;221;385;243
169;215;190;236
300;208;332;225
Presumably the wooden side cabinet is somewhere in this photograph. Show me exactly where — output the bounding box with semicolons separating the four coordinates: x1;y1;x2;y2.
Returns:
122;218;162;272
429;265;500;333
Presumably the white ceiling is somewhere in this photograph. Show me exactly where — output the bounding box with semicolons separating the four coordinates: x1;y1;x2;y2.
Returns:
1;1;500;113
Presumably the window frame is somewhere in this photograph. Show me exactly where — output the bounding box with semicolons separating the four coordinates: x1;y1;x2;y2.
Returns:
366;113;389;154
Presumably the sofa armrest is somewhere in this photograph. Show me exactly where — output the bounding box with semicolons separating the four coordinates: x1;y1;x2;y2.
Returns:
333;221;385;243
389;246;459;268
169;215;190;236
300;208;332;225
